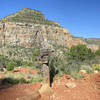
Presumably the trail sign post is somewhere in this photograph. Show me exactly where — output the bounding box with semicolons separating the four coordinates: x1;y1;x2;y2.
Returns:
40;39;54;86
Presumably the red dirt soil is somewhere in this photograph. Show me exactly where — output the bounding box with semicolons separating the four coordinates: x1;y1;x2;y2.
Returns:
0;72;100;100
14;67;40;74
40;73;100;100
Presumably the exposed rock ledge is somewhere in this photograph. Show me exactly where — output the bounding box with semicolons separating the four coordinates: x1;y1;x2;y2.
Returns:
0;22;86;48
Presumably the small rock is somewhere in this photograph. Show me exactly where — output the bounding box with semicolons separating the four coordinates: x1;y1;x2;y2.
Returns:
39;83;54;95
50;94;56;99
63;74;71;80
65;82;77;88
94;70;99;73
80;70;87;75
71;78;75;81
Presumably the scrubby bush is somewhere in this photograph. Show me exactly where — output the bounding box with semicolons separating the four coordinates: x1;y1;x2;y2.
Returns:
64;60;81;75
81;66;93;74
83;57;99;66
48;55;59;83
0;55;9;70
14;59;22;67
71;72;83;80
92;64;100;71
48;54;82;80
6;61;14;71
68;44;95;61
28;76;43;83
0;56;6;70
32;49;40;61
48;44;98;80
22;61;33;67
95;46;100;56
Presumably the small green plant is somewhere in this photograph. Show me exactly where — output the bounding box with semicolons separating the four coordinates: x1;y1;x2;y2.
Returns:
81;67;93;74
22;61;33;67
92;64;100;71
95;46;100;56
0;55;9;70
64;60;81;75
71;72;83;80
32;49;40;61
6;61;14;71
17;78;27;83
28;78;43;83
14;60;22;67
27;73;43;83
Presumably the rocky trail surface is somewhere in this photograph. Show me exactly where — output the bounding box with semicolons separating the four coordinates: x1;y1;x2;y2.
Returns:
0;73;100;100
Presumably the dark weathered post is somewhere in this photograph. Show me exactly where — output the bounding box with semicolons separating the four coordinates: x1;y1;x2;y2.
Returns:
40;48;50;85
40;39;54;86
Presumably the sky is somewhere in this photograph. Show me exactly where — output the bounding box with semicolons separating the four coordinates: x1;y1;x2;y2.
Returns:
0;0;100;38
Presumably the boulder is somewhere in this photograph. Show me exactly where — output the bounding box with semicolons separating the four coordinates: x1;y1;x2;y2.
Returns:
80;70;87;75
94;70;99;74
39;83;54;96
65;82;77;88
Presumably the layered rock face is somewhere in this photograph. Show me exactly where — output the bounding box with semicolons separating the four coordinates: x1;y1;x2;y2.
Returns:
0;22;71;48
0;22;86;48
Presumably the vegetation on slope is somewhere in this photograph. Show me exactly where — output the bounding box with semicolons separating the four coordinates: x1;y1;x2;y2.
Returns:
48;44;100;79
0;8;60;26
0;44;100;82
67;44;95;61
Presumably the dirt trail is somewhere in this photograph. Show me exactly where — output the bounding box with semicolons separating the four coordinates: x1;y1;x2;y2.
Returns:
0;73;100;100
0;83;41;100
40;73;100;100
95;73;100;100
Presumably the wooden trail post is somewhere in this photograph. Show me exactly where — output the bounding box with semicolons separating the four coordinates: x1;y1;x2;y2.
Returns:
40;39;54;86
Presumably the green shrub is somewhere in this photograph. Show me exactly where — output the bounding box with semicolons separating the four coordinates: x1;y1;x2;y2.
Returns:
6;61;14;71
71;72;83;80
0;55;9;70
64;60;81;75
95;46;100;56
14;60;22;67
28;78;43;83
32;49;40;61
83;57;99;66
81;66;93;74
92;64;100;71
48;55;82;80
22;61;33;67
27;73;43;83
68;44;95;61
17;78;27;83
